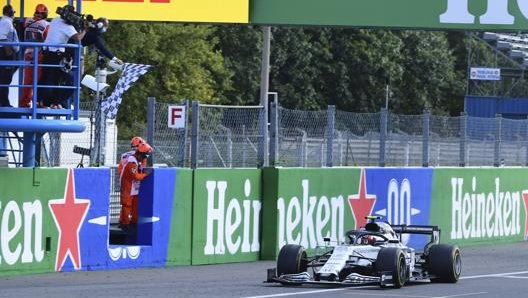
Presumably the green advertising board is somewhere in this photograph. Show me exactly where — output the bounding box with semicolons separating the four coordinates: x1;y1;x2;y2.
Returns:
430;168;528;246
250;0;528;31
191;169;261;264
165;169;194;266
0;168;67;276
261;168;360;260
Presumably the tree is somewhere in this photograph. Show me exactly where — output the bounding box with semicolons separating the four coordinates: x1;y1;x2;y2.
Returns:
319;28;404;112
98;23;473;137
267;27;326;110
391;30;464;115
444;31;469;116
85;22;233;139
214;25;262;105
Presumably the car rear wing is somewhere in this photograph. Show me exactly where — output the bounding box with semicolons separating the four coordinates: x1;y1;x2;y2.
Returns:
390;224;441;247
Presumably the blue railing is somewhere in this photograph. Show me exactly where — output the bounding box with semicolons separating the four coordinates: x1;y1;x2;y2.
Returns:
0;40;83;119
0;40;86;167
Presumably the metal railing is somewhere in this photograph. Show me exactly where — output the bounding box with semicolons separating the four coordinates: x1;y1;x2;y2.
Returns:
4;94;528;168
0;41;83;119
0;40;85;167
143;99;528;168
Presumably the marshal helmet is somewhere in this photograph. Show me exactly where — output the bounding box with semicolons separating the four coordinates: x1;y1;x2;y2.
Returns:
137;143;153;154
35;4;48;19
130;136;145;148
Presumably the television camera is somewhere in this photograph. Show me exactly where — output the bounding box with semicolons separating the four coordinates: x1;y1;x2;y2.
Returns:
56;5;87;31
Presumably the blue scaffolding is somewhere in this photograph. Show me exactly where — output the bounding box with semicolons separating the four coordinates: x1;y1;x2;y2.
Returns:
0;1;85;167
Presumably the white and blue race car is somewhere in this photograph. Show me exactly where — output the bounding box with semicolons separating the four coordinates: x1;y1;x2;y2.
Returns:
266;216;461;288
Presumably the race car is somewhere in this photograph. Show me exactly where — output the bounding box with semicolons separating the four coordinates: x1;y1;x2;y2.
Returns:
266;216;461;288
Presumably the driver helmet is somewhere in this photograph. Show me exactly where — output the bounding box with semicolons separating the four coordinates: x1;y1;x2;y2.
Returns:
360;235;375;245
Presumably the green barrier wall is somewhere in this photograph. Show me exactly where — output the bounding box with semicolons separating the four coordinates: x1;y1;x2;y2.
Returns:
261;168;360;260
0;168;68;275
165;168;194;265
2;166;527;276
191;169;261;264
431;168;528;245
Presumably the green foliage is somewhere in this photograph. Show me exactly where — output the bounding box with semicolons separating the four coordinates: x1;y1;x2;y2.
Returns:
319;28;405;112
214;25;262;105
85;22;233;139
96;23;473;138
268;27;324;110
393;30;464;115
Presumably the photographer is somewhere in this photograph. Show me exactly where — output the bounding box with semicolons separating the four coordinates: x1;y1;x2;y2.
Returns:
37;5;87;108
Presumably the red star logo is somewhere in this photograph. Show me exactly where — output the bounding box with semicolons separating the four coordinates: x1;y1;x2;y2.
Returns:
48;169;90;271
348;168;376;229
523;191;528;240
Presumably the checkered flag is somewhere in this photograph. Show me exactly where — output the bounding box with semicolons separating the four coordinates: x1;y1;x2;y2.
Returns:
101;63;152;119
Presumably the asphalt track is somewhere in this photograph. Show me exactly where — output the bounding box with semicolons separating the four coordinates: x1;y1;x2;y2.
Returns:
0;241;527;298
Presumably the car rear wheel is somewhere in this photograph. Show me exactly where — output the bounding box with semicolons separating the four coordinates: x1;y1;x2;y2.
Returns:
276;244;308;276
428;244;461;283
376;247;407;288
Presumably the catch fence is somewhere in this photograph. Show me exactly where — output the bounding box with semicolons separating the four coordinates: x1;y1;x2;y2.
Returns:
142;99;528;168
4;98;527;168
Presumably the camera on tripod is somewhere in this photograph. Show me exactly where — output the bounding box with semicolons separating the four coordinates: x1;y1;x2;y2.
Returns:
73;145;92;168
56;5;86;31
73;145;91;156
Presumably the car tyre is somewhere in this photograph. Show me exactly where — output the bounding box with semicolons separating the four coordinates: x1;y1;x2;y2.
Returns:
428;244;461;283
376;247;407;288
276;244;308;276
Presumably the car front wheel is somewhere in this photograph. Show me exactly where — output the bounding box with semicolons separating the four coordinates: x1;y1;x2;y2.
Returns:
376;247;407;288
428;244;462;283
276;244;308;276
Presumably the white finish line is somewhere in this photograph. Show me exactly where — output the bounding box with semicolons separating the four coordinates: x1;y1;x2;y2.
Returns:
245;271;528;298
243;288;348;298
459;270;528;280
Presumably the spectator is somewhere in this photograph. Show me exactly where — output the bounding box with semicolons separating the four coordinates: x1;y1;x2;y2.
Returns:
0;4;19;107
118;142;152;233
37;5;87;108
19;4;49;108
